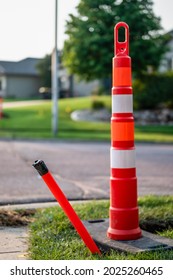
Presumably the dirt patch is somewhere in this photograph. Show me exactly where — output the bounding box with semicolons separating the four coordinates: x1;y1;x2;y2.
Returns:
140;218;173;233
0;209;36;226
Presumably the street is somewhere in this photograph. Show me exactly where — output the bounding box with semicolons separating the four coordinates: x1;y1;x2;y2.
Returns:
0;140;173;205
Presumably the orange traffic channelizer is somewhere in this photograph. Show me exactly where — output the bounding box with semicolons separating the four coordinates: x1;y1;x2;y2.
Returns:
111;121;134;142
107;21;142;241
32;160;101;255
113;67;132;87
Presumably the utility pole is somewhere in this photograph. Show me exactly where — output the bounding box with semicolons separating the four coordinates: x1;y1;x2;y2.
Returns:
51;0;58;136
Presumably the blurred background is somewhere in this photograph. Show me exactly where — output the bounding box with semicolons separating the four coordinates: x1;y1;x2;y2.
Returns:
0;0;173;140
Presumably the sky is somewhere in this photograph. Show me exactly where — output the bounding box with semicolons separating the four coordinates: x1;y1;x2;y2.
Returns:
0;0;172;61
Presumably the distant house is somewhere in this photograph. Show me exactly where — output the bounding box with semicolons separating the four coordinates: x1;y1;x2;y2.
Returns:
0;57;99;99
159;30;173;72
0;57;42;98
58;67;99;98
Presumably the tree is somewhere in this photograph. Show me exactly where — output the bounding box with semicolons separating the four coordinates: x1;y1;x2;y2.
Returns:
63;0;167;81
116;0;167;74
36;54;51;87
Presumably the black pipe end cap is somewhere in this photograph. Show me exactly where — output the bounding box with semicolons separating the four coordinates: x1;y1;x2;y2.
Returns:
32;160;49;176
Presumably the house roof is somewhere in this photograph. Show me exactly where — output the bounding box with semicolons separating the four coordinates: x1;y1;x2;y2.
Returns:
0;57;41;76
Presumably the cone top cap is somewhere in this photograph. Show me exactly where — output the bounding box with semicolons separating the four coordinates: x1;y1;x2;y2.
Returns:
114;22;129;56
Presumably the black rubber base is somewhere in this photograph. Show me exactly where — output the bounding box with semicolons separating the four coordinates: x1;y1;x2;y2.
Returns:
83;218;173;254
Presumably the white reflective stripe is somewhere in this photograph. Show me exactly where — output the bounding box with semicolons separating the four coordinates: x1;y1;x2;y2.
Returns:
111;148;136;168
112;94;133;113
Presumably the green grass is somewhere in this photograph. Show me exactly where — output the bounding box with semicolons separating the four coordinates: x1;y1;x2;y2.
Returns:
29;196;173;260
135;125;173;143
0;96;173;142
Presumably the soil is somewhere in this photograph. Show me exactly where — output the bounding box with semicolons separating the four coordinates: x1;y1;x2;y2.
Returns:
0;209;36;226
140;218;173;234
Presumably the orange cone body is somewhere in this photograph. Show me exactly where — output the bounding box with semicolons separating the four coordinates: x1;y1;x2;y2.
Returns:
107;22;142;240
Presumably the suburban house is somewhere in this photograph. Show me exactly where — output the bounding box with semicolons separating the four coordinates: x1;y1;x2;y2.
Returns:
0;57;99;99
0;58;42;98
159;30;173;72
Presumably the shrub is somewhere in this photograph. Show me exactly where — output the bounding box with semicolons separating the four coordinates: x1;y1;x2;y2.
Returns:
91;99;105;110
133;72;173;109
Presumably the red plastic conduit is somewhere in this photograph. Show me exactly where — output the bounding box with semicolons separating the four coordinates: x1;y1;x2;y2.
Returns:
33;160;101;255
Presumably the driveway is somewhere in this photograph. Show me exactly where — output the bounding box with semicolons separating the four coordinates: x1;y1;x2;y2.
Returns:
3;100;47;109
0;140;172;205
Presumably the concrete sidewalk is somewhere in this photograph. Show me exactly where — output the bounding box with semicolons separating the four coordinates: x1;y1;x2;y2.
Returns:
3;100;48;109
0;227;28;260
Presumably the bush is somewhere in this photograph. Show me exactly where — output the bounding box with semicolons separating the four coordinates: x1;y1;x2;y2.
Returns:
133;72;173;109
91;99;105;110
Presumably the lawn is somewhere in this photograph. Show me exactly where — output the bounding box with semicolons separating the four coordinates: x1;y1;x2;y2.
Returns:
29;196;173;260
0;96;173;142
